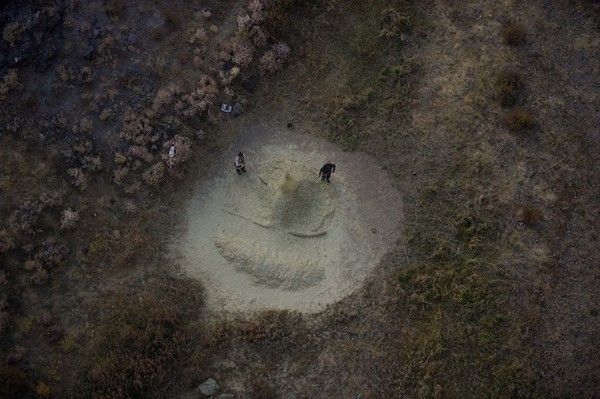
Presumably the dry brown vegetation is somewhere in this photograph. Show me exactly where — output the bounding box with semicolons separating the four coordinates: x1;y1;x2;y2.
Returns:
0;0;599;397
71;278;204;397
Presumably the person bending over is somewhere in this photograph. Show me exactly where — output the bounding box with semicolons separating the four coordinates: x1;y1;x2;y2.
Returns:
319;161;336;183
235;152;246;174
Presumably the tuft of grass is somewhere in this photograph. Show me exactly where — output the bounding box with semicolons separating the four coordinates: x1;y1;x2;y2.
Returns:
502;23;526;46
495;70;523;107
506;107;535;131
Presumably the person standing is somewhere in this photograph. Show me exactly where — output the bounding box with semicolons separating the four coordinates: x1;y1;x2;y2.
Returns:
319;161;336;183
234;152;246;174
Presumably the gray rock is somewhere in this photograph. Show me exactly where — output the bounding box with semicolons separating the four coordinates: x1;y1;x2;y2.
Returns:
232;102;243;117
217;395;234;399
197;378;219;396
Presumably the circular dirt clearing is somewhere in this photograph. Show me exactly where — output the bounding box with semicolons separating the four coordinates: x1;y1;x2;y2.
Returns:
177;127;403;313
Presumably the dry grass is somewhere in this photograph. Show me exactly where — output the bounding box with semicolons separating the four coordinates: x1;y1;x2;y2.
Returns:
72;278;204;397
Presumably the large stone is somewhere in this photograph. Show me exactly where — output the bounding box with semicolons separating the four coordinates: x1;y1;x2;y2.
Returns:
197;378;219;397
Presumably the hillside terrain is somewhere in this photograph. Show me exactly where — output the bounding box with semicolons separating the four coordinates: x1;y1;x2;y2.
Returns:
1;0;598;397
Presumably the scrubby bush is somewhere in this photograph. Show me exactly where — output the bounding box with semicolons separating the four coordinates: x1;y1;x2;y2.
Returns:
231;39;255;68
506;107;535;130
495;70;523;107
220;66;241;86
151;84;181;114
379;7;412;38
23;240;67;283
105;0;124;18
57;65;73;83
189;27;208;45
176;75;219;118
259;42;290;74
120;110;154;145
8;200;43;238
502;23;526;46
113;166;129;185
73;117;93;134
59;208;79;230
0;69;21;101
0;229;14;254
79;66;93;83
96;34;117;63
2;22;25;47
163;135;192;169
82;155;103;172
39;189;66;208
67;167;88;190
142;162;165;185
129;145;154;163
99;108;113;121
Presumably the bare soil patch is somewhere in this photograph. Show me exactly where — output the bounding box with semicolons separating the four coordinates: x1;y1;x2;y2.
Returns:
175;116;403;313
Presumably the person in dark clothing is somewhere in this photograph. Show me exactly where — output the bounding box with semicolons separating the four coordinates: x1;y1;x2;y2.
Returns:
319;161;336;183
234;152;246;174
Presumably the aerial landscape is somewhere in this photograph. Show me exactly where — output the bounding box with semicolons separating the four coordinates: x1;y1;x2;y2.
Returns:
0;0;598;397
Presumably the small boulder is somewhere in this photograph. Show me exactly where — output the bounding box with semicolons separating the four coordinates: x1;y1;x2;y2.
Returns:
197;378;219;397
232;102;242;117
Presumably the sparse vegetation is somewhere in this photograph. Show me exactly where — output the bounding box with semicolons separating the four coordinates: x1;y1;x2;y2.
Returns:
72;278;204;397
